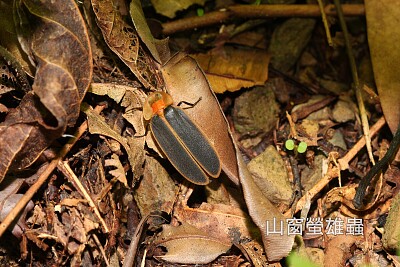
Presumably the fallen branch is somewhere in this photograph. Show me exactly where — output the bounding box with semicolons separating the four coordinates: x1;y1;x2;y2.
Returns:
162;4;365;35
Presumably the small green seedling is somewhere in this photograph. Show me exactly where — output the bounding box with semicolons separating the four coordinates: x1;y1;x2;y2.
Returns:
285;139;308;154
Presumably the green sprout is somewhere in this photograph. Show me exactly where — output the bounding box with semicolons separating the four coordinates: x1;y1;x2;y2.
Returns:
197;8;204;17
297;141;308;153
285;139;308;153
285;139;295;151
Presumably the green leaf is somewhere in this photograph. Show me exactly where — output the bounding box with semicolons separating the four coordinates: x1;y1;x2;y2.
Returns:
297;141;308;153
285;139;295;151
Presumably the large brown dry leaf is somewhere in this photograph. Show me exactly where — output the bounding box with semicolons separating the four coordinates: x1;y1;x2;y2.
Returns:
150;0;206;19
0;0;92;181
193;46;270;93
91;0;163;90
161;53;240;185
365;1;400;134
153;223;231;264
237;150;295;262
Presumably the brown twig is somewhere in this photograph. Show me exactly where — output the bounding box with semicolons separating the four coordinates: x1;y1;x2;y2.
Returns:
162;4;365;35
122;214;151;267
334;0;376;169
337;116;386;171
58;161;110;233
317;0;334;47
285;153;340;217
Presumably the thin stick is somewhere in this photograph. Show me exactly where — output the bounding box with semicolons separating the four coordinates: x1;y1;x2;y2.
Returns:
285;156;340;217
162;4;365;35
317;0;334;47
333;0;375;166
337;116;386;170
58;161;110;233
122;214;151;267
92;234;110;266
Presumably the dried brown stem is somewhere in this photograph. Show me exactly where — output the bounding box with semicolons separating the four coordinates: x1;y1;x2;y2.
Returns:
285;156;340;217
338;116;386;171
162;4;365;35
58;161;110;233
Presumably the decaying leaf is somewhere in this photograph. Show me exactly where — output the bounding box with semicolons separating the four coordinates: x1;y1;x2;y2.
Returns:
0;0;92;181
232;86;279;134
120;88;147;136
153;223;231;264
238;240;269;267
89;83;131;104
81;103;145;180
382;192;400;252
133;156;177;216
91;0;163;90
173;195;260;245
89;83;147;136
365;0;400;134
247;145;293;207
324;235;362;267
193;46;270;93
268;18;316;72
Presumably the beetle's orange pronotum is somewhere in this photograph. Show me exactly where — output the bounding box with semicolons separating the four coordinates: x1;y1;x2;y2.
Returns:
143;92;221;185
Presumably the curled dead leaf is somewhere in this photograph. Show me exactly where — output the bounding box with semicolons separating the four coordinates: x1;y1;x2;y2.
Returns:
0;0;92;181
